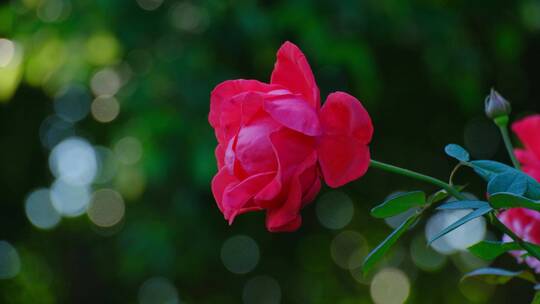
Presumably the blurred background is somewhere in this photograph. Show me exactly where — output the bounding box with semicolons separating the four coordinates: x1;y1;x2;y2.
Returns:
1;0;540;303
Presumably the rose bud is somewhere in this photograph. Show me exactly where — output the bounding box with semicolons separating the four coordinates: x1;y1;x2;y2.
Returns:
484;88;512;121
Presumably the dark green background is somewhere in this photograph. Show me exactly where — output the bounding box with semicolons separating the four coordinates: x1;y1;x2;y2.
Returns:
1;0;539;303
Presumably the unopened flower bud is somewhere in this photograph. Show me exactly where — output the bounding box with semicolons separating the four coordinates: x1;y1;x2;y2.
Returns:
485;88;511;121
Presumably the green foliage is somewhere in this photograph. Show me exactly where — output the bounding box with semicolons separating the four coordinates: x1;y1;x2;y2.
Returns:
489;192;540;211
470;160;540;199
462;268;536;285
370;191;426;218
436;200;489;210
468;241;521;261
445;144;470;162
362;213;420;274
487;171;528;196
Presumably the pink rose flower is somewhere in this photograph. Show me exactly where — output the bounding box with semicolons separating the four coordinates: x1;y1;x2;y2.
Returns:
498;208;540;273
209;41;373;232
497;114;540;272
513;114;540;181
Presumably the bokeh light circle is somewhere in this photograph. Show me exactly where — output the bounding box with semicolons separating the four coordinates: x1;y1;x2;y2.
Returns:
409;234;446;271
315;191;354;230
370;268;410;304
136;0;164;11
91;96;120;123
91;68;121;96
220;235;259;274
0;241;21;279
0;38;15;67
242;275;281;304
50;180;91;217
87;189;125;227
138;276;180;304
330;230;368;269
425;209;486;255
39;115;75;150
54;85;91;123
114;136;143;165
25;188;61;230
49;137;97;186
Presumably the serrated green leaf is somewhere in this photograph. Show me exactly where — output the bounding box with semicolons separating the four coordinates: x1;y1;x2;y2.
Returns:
468;241;521;260
445;144;470;162
489;193;540;212
462;267;536;285
370;191;426;218
437;200;489;210
487;171;528;196
362;213;420;274
428;206;492;245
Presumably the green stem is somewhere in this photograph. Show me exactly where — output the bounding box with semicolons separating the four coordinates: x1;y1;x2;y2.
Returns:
370;159;466;200
495;116;521;170
370;159;540;260
491;215;540;260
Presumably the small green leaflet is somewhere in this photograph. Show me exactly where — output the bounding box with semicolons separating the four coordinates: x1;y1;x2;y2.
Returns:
428;206;492;245
427;185;467;204
489;192;540;212
462;267;536;285
470;160;540;200
445;144;470;162
370;191;426;218
487;171;528;196
436;200;489;210
468;241;521;260
362;213;420;274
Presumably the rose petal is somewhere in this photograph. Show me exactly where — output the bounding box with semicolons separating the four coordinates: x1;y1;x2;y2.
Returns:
255;127;317;205
318;137;370;188
263;94;322;136
235;113;280;175
319;92;373;141
270;41;320;109
210;79;276;127
211;168;239;213
512;115;540;160
515;149;540;182
318;92;373;187
265;151;318;232
222;171;276;222
210;80;280;144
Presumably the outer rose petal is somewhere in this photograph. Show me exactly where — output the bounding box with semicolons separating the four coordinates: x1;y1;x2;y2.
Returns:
266;151;318;232
515;149;540;181
210;80;281;144
210;79;277;128
318;92;373;187
270;41;320;109
512;115;540;160
263;94;322;136
222;171;275;223
211;168;239;213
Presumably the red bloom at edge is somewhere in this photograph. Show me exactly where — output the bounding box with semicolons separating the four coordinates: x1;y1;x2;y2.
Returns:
498;114;540;272
209;41;373;232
